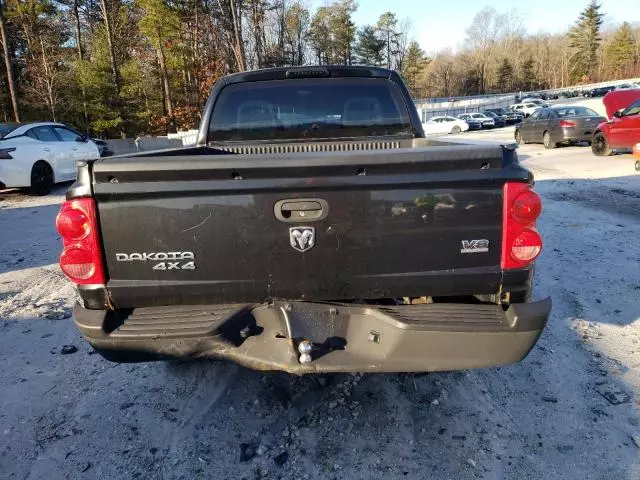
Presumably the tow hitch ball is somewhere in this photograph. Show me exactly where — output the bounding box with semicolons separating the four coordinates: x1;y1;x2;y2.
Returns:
298;340;313;364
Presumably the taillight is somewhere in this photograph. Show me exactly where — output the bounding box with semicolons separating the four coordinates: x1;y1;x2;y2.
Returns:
511;189;541;223
502;183;543;269
559;120;576;128
55;198;106;285
0;147;16;159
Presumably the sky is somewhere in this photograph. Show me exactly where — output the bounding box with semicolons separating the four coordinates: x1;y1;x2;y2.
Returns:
309;0;634;54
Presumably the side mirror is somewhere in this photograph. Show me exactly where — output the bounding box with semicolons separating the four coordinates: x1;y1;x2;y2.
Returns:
76;135;87;142
613;110;623;118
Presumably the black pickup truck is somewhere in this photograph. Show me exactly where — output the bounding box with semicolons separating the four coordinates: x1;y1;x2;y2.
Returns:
56;66;551;373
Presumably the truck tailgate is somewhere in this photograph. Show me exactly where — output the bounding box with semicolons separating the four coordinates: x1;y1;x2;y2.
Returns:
91;146;529;307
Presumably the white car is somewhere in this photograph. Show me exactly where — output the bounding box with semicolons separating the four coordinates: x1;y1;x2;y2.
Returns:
0;122;100;194
422;116;470;135
521;98;550;108
465;112;495;128
511;103;541;118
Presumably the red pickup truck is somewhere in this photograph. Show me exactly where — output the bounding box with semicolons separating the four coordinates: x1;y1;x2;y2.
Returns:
592;89;640;156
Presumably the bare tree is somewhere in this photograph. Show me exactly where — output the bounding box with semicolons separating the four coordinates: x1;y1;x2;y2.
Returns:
216;0;246;71
66;0;89;131
465;7;524;93
98;0;126;136
284;2;310;65
0;0;20;121
393;17;411;71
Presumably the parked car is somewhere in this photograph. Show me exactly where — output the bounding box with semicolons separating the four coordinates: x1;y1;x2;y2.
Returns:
602;88;640;119
633;143;640;171
592;92;640;156
522;99;550;108
485;108;523;125
516;93;542;102
482;111;506;128
561;90;579;98
58;65;550;374
0;122;101;194
586;86;615;97
515;106;606;149
92;138;114;157
422;116;469;135
459;113;495;129
511;103;540;118
455;113;482;130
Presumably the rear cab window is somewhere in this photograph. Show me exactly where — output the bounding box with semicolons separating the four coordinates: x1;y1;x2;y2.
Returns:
208;78;413;142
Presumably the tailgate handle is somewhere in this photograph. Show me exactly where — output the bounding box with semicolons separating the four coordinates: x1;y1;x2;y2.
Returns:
274;198;329;222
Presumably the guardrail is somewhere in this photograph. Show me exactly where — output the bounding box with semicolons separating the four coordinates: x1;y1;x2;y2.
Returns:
415;93;512;104
415;77;640;103
543;77;640;94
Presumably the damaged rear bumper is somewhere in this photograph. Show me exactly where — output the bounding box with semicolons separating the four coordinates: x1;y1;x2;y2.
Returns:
74;298;551;374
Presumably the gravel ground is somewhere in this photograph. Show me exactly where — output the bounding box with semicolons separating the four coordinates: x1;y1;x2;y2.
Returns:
1;137;639;480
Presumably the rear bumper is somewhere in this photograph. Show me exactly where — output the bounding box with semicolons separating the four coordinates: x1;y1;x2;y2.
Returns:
74;298;551;374
0;163;30;188
558;129;595;143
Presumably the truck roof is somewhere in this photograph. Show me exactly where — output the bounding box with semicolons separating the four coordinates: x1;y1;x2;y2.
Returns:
220;66;395;85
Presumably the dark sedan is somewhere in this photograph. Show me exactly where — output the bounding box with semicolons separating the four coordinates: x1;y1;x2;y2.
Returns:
482;111;506;128
455;114;482;130
514;106;606;149
485;108;523;125
586;86;615;97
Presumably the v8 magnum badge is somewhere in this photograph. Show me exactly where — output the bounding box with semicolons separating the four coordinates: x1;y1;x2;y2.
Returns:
289;227;315;252
460;239;489;254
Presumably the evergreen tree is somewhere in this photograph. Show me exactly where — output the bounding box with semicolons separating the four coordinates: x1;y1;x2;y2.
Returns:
309;0;357;64
567;0;604;81
354;25;385;66
376;11;399;69
605;22;635;78
284;2;310;66
137;0;181;132
329;0;357;64
496;58;513;92
519;58;535;91
401;41;429;96
309;6;331;64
